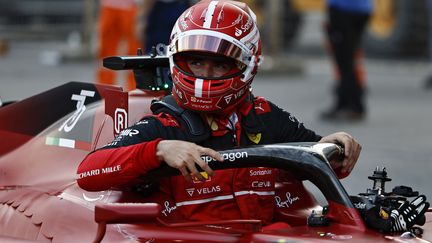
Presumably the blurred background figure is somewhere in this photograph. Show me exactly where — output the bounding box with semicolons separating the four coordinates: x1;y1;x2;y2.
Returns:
425;0;432;89
96;0;141;91
135;0;190;54
0;38;9;57
320;0;372;121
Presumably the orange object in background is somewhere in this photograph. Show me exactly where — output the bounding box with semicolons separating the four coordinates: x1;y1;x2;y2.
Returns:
96;0;141;91
0;39;9;57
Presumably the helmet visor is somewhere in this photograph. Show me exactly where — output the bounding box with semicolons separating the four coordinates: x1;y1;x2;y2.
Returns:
176;35;245;64
173;51;245;80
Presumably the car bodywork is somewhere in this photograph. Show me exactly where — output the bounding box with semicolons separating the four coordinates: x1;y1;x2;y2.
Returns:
0;80;431;241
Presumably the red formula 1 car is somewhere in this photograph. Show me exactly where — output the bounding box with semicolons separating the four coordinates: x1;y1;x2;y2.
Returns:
0;55;431;242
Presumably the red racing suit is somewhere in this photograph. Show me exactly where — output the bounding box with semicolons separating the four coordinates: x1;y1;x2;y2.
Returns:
77;96;331;225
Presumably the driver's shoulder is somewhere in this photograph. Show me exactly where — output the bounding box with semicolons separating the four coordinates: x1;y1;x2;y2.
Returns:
152;112;182;128
135;112;205;141
250;96;278;115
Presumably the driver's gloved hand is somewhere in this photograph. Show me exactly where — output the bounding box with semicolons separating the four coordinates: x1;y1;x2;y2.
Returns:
390;195;429;232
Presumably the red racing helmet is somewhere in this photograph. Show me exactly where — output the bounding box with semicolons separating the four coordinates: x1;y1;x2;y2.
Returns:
168;0;261;113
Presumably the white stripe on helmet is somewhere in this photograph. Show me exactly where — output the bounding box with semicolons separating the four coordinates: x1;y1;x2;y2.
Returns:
203;1;219;28
195;78;204;97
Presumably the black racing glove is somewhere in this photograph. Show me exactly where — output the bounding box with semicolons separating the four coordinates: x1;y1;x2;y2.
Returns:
390;195;429;232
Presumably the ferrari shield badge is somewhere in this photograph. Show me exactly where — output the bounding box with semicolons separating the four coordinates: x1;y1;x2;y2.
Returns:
246;132;261;144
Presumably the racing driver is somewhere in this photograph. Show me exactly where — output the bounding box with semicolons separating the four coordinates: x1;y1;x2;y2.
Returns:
77;0;363;228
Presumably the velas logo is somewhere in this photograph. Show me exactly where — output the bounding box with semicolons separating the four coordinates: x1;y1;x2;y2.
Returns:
224;94;232;104
223;87;247;105
201;151;248;163
186;188;195;196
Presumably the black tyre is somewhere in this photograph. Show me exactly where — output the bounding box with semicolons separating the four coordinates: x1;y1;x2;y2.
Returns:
365;0;429;57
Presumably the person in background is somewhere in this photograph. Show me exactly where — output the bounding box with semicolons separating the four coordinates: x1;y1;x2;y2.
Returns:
320;0;372;121
424;0;432;89
0;38;9;57
96;0;141;91
135;0;190;54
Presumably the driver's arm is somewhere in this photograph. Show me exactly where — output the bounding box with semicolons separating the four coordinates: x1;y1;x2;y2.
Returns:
77;138;162;191
319;132;362;178
77;115;168;191
77;114;222;191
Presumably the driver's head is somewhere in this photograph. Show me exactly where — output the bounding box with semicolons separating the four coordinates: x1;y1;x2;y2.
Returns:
168;0;261;114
